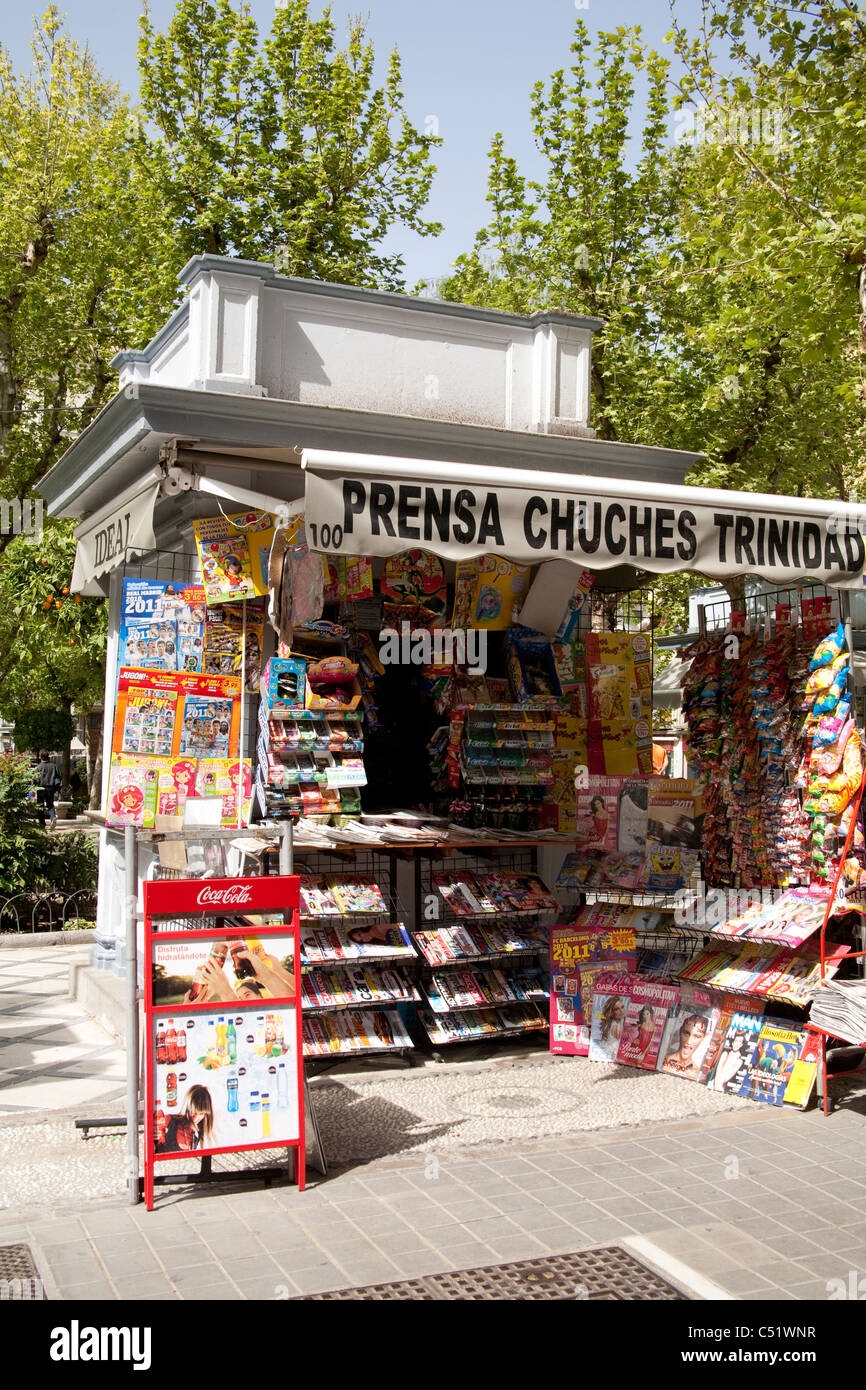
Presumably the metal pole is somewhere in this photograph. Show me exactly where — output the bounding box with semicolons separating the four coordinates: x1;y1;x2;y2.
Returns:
124;825;140;1204
279;819;293;875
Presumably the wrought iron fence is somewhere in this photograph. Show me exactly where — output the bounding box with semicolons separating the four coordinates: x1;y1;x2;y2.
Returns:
0;890;97;934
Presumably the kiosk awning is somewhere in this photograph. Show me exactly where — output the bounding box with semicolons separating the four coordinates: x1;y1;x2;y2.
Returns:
71;473;162;595
301;449;866;589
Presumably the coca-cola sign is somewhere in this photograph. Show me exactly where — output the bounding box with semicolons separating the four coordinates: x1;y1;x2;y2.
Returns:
143;876;299;916
196;884;253;908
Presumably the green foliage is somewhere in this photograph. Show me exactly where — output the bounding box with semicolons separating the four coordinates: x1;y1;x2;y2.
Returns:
0;522;106;723
0;752;98;899
437;10;866;628
0;751;46;894
137;0;442;287
13;707;74;753
0;7;178;512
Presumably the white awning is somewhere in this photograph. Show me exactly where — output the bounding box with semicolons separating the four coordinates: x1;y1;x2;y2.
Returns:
301;449;866;589
71;473;162;595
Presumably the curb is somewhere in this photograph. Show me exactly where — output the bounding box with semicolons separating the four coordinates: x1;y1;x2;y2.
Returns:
0;930;96;949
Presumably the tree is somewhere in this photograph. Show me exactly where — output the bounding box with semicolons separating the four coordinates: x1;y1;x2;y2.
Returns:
0;8;178;529
436;12;866;621
136;0;442;288
0;523;106;797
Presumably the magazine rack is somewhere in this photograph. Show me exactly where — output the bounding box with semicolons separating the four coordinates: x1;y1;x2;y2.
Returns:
142;875;305;1210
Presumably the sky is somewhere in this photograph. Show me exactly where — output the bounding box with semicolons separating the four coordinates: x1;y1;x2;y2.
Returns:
3;0;709;288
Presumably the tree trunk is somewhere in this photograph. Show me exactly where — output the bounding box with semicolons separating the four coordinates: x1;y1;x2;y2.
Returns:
89;738;103;811
60;700;72;799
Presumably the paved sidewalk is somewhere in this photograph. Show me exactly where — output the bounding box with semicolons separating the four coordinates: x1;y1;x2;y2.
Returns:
0;945;125;1116
3;1100;866;1301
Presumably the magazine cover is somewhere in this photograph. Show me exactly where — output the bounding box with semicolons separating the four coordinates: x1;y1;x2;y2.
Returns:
704;1008;765;1094
194;759;253;827
120;579;206;674
113;668;242;760
588;973;634;1063
616;978;679;1070
699;994;764;1086
106;755;162;828
655;986;720;1082
193;511;275;605
575;776;627;853
783;1030;822;1107
737;1018;804;1105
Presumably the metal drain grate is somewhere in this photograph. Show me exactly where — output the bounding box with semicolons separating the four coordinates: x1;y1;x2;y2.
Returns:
302;1247;689;1301
0;1245;44;1299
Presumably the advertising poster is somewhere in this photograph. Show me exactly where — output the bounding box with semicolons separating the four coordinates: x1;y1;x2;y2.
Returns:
452;555;531;631
585;632;652;722
203;599;266;691
119;579;206;674
381;549;447;626
151;1004;300;1157
152;934;296;1007
193;512;275;605
112;668;242;760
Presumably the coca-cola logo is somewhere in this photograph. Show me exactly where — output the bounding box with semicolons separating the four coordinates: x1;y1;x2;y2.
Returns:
195;884;253;907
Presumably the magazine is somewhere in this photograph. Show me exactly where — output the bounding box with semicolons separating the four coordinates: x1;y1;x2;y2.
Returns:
588;973;634;1063
737;1018;804;1106
193;511;275;605
120;579;206;674
699;994;764;1087
655;986;719;1082
550;917;637;1057
704;1008;765;1094
300;922;414;963
575;776;646;854
616;978;679;1070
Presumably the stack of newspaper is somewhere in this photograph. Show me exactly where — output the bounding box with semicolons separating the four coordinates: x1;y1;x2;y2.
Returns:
809;979;866;1046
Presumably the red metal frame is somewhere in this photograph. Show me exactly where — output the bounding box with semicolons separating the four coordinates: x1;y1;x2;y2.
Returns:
142;876;305;1209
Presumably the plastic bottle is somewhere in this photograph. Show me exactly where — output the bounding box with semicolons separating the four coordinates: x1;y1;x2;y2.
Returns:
249;1090;261;1112
165;1020;177;1065
226;1071;239;1113
166;1072;177;1107
176;1026;187;1063
216;1016;227;1061
227;1017;237;1063
155;1023;166;1065
277;1063;289;1108
261;1092;271;1138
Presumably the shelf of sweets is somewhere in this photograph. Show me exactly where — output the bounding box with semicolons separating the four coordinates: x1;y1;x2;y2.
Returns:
412;922;546;968
417;1003;548;1045
302;1008;413;1056
302;966;419;1011
460;765;555;789
264;708;364;723
423;967;549;1014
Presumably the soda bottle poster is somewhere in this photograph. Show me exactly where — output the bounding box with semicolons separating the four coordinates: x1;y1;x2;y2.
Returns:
151;1004;300;1157
152;934;296;1007
120;579;206;674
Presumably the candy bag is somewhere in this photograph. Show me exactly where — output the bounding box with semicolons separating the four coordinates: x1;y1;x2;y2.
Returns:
809;622;846;671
